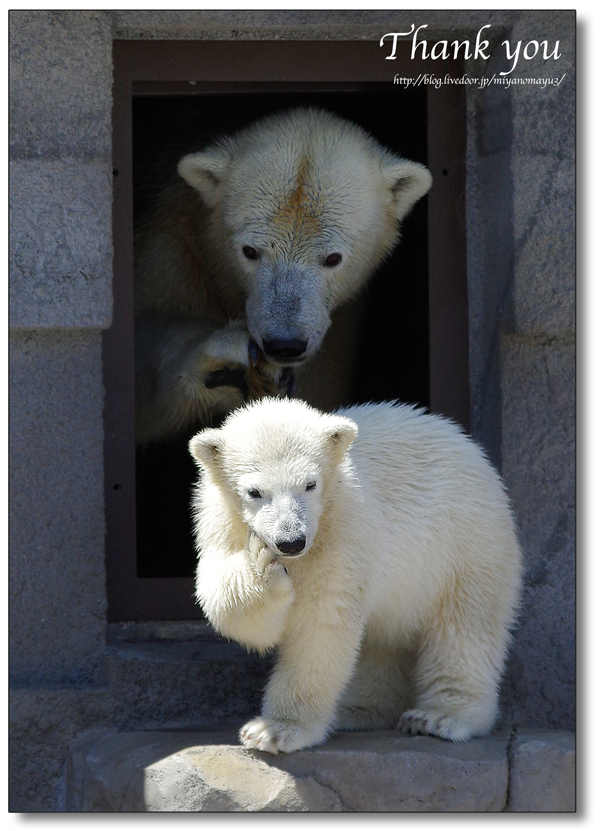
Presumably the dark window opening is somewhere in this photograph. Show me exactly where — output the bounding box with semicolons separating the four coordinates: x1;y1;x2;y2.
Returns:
131;89;429;579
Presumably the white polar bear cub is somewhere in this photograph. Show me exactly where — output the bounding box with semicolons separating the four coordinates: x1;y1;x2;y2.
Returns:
189;398;522;755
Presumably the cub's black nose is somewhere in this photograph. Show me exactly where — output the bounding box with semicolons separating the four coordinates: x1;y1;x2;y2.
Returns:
262;339;308;360
276;537;306;555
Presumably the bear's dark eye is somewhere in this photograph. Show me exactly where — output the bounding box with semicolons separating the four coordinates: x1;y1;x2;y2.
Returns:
248;488;262;499
306;481;317;492
324;253;342;268
242;246;259;260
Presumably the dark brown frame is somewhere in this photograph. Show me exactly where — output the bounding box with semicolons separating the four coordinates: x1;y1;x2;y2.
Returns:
105;40;467;621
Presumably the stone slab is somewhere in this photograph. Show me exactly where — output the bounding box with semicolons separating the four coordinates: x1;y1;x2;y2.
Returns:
67;729;512;812
506;729;575;812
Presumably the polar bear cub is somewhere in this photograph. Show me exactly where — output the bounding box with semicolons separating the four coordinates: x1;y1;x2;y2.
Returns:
189;398;522;755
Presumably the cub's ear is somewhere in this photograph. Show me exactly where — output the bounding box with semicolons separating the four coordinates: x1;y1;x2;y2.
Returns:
382;157;433;222
325;416;359;465
189;429;225;471
178;147;230;208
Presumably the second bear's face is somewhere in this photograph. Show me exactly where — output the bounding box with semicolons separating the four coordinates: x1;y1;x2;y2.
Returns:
178;109;432;369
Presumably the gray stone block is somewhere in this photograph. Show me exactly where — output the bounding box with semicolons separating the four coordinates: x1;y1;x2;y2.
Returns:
506;730;575;812
507;14;575;336
512;154;574;334
9;330;107;687
104;641;271;731
111;9;484;41
9;10;112;161
67;729;512;812
277;730;511;812
500;335;575;730
10;690;112;812
10;160;113;328
109;9;570;45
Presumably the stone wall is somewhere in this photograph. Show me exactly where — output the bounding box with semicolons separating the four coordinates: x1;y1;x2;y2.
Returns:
463;11;575;730
9;10;575;811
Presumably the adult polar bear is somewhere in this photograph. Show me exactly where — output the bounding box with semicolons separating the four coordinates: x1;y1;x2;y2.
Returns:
190;398;522;755
134;109;432;443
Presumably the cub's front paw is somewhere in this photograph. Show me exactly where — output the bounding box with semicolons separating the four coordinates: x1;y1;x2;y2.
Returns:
396;709;473;742
239;717;325;755
247;533;289;583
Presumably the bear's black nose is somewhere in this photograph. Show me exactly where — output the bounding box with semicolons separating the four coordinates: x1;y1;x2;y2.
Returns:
276;537;306;555
262;339;308;360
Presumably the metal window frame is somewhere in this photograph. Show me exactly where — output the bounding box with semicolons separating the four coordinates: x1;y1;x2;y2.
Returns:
105;40;467;621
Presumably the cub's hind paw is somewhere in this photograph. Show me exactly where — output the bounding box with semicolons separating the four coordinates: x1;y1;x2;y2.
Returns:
396;709;473;742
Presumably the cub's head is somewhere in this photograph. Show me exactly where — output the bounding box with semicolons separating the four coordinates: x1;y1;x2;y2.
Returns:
189;398;358;559
178;108;432;368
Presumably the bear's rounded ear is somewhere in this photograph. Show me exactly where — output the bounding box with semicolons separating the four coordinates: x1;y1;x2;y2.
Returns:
325;417;358;464
189;429;224;470
382;158;433;222
178;148;230;208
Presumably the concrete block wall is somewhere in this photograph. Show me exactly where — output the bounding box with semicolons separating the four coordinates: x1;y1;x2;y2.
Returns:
10;10;113;328
498;12;575;729
9;10;114;812
9;330;107;688
461;11;575;729
9;10;575;811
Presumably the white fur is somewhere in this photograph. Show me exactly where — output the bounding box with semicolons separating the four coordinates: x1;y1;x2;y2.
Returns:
189;398;522;754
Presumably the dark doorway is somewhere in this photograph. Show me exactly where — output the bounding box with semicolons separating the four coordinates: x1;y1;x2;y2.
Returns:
132;88;429;579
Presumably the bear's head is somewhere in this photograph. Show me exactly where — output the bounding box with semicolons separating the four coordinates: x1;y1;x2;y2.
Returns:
178;108;432;368
189;398;358;559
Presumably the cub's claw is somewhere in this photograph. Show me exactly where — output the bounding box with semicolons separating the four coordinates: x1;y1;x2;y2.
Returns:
396;709;472;742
